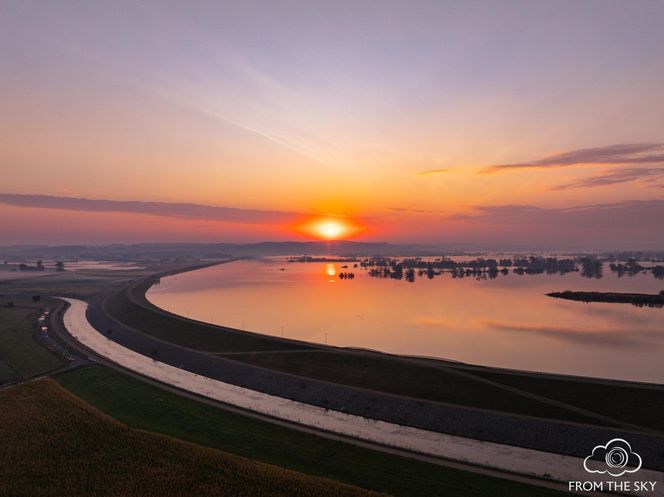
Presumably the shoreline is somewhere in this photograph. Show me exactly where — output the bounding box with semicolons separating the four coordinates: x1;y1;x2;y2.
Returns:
62;296;664;494
147;260;664;388
78;261;664;472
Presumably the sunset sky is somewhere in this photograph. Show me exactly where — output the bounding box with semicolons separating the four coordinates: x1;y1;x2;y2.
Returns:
1;1;663;248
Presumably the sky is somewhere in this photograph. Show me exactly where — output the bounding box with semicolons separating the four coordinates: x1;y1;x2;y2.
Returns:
1;0;663;248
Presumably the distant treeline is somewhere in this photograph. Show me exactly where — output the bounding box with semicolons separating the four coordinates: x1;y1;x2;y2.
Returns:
609;259;664;279
603;251;664;262
355;256;664;282
18;261;45;271
287;256;359;263
360;256;604;281
16;260;65;272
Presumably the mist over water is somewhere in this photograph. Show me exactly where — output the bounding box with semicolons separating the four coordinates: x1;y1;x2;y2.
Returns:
147;258;664;383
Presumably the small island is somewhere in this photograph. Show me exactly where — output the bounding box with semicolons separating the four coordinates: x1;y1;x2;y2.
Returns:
547;290;664;308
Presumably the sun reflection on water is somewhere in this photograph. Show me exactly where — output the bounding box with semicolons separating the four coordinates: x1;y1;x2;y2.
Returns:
325;263;337;282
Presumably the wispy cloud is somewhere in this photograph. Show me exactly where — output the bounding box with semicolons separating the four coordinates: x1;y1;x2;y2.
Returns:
448;204;547;221
417;168;449;176
0;194;301;224
388;207;437;213
551;167;664;190
451;200;664;221
477;143;664;174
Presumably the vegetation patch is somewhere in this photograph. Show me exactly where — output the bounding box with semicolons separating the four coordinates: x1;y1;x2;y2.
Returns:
548;290;664;308
0;378;383;497
0;301;65;383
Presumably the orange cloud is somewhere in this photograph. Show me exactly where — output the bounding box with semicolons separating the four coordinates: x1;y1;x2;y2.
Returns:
417;168;449;176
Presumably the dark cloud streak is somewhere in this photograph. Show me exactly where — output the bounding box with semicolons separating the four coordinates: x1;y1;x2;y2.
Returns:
551;167;664;190
477;143;664;174
0;193;302;224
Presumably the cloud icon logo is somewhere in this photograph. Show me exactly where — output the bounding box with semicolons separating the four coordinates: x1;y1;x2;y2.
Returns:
583;438;642;477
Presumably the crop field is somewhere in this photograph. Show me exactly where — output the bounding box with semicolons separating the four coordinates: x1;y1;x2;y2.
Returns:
56;365;566;497
0;300;65;383
0;379;383;497
0;271;116;299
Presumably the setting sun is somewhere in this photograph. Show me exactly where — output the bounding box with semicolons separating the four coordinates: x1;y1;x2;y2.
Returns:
294;217;364;240
317;221;345;240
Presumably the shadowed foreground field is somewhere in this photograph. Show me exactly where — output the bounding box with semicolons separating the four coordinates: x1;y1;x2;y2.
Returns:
0;379;382;497
56;366;566;497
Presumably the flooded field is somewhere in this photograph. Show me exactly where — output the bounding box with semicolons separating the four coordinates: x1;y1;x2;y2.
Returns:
147;258;664;383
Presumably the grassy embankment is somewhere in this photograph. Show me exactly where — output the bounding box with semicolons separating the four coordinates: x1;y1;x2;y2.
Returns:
0;379;382;497
0;294;565;497
0;298;65;384
107;284;664;432
227;350;664;433
467;368;664;433
56;365;566;497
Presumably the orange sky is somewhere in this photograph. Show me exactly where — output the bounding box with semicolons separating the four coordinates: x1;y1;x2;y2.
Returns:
1;2;663;248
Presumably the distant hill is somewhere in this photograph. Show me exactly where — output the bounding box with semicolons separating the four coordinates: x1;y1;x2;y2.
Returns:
5;241;661;262
0;241;450;261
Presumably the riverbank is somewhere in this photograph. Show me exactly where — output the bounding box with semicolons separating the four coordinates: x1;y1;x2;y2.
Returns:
87;267;664;471
0;283;570;496
43;293;571;496
63;297;664;493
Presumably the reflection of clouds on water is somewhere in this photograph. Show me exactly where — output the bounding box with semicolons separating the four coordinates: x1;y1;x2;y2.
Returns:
481;320;663;349
567;302;658;327
413;316;459;328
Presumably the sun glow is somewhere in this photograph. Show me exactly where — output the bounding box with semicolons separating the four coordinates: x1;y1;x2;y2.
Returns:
317;221;345;239
295;216;363;240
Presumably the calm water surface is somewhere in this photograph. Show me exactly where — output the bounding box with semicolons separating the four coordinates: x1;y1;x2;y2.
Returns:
147;258;664;383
